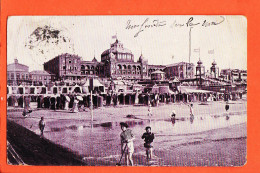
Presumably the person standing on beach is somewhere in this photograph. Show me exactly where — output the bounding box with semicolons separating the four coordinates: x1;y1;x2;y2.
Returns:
142;126;154;162
188;103;194;116
225;101;230;120
148;103;152;117
120;122;135;166
39;117;45;137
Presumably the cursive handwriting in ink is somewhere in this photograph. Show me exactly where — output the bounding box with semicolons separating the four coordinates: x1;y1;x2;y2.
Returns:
126;18;166;37
202;16;225;27
126;20;140;30
186;17;200;27
170;20;185;28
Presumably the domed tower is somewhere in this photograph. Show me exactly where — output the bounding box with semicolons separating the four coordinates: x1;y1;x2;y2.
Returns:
138;53;148;79
101;39;134;63
100;37;134;79
196;59;205;86
210;60;219;78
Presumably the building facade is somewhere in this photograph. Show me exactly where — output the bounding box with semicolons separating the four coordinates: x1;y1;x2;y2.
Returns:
101;39;151;80
80;57;105;78
164;62;195;80
29;70;55;86
43;39;168;82
7;59;30;86
44;53;82;82
210;60;219;79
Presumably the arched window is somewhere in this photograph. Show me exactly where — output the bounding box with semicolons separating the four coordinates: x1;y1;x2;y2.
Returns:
128;65;132;74
122;65;127;74
137;66;141;74
81;65;85;70
132;66;136;75
117;64;122;74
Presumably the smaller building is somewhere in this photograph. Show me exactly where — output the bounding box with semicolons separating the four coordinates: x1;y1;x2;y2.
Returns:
240;70;247;83
151;70;165;81
7;58;30;86
29;70;55;86
165;62;195;80
219;69;232;81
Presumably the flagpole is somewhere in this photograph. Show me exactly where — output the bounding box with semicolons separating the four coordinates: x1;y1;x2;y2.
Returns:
189;27;192;64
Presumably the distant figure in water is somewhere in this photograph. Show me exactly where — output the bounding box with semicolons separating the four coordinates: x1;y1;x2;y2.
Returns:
142;126;154;162
188;104;194;117
147;103;152;117
39;117;45;137
170;110;176;119
225;102;230;120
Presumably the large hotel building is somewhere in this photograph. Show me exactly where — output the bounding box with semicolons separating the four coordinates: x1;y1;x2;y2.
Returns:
44;39;166;81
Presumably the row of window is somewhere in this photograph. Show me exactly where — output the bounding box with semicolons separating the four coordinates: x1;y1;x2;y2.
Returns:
7;73;51;80
61;66;78;70
62;59;78;64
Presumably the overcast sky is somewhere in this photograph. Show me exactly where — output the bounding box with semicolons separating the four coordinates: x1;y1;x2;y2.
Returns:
7;15;247;72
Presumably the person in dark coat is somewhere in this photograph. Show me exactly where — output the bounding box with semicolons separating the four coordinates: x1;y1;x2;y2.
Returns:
39;117;45;137
142;126;154;161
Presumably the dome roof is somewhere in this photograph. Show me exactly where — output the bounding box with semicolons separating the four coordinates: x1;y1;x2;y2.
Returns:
101;39;132;56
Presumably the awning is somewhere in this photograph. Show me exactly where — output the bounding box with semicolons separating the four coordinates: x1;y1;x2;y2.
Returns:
179;88;212;94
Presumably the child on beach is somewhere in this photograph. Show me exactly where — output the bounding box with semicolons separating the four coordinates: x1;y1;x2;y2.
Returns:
142;126;155;162
39;117;45;137
120;122;135;166
147;103;152;117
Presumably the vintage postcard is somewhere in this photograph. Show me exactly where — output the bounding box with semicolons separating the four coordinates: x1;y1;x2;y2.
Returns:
6;15;247;166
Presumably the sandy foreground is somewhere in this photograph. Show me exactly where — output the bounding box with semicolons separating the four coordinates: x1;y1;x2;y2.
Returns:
7;99;247;166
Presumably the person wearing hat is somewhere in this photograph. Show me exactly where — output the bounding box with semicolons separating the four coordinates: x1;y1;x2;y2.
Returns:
142;126;155;162
120;122;135;166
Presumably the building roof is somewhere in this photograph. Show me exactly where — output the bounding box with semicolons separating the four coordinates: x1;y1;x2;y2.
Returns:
7;59;29;72
30;70;54;75
151;70;165;74
92;57;98;62
165;61;194;68
138;54;148;63
101;39;132;56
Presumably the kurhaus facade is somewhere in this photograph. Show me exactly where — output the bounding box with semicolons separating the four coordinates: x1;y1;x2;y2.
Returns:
101;39;166;80
44;39;167;81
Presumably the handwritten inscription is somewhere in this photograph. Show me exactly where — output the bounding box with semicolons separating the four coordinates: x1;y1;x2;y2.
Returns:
171;16;225;28
126;16;225;37
126;18;166;37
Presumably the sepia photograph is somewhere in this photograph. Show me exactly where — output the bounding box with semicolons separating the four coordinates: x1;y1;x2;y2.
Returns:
6;15;247;166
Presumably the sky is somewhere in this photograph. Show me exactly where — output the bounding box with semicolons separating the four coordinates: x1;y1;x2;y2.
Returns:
7;15;247;72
